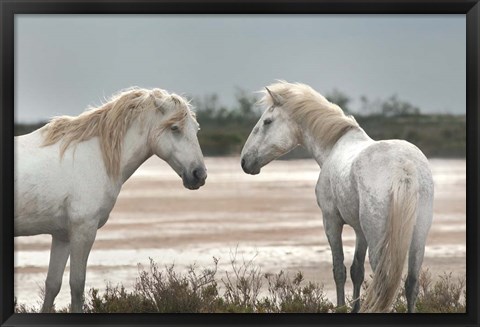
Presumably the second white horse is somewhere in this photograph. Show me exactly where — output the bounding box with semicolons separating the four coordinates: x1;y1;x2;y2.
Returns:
241;81;433;313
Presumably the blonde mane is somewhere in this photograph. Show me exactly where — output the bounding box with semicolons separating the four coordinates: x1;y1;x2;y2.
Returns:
42;87;193;179
260;81;359;148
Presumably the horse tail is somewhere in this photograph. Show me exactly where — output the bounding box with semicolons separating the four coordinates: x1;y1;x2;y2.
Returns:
360;160;419;313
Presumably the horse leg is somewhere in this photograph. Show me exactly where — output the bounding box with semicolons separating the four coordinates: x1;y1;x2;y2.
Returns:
324;217;346;308
41;236;70;313
69;222;98;313
404;189;433;313
405;248;423;313
350;231;367;313
405;229;429;313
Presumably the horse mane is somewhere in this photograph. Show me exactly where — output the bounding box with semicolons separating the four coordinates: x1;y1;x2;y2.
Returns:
42;87;193;179
260;81;359;148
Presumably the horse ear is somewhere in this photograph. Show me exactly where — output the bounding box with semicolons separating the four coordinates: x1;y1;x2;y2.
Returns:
265;87;284;106
153;97;165;114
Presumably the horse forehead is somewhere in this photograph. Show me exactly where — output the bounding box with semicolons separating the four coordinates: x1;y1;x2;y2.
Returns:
184;112;199;127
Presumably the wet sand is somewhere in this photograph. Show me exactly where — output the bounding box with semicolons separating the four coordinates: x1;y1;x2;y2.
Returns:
14;157;466;308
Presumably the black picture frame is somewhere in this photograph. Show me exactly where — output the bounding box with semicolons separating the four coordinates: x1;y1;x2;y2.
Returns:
1;1;478;326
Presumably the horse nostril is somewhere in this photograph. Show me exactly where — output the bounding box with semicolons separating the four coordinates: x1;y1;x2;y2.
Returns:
241;159;246;169
193;168;206;181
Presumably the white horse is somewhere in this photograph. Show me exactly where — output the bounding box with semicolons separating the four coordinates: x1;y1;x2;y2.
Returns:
240;81;433;313
15;87;207;313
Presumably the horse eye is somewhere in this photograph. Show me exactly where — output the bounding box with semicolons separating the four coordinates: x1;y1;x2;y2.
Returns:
264;119;273;126
171;125;179;131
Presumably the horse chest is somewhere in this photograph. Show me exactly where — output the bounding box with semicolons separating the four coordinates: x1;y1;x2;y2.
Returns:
97;210;111;229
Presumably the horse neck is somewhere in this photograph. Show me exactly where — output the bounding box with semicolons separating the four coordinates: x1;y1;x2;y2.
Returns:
299;126;371;168
117;119;153;184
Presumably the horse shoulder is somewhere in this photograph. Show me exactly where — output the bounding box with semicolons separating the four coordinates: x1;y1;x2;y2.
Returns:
315;158;351;217
315;172;331;211
316;139;374;226
67;144;120;226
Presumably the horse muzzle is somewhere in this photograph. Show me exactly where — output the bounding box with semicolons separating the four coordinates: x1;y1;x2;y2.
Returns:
240;157;261;175
182;167;207;190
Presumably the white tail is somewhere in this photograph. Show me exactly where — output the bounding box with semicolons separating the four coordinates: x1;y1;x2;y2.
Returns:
360;161;419;313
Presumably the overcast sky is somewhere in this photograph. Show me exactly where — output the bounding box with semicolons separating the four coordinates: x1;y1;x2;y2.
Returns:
15;15;465;123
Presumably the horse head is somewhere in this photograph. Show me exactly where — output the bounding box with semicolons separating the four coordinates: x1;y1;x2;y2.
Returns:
147;90;207;190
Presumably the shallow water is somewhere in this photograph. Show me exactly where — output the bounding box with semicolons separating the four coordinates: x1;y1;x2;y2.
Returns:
14;157;466;309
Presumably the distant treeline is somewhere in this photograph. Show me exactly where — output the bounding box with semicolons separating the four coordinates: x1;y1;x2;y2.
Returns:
15;89;465;158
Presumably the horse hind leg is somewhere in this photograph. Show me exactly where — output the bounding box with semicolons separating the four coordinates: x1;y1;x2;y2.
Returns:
405;229;429;312
405;191;432;313
350;231;368;313
41;236;70;313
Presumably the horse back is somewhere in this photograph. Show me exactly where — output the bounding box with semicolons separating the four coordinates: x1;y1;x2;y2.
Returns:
353;139;432;195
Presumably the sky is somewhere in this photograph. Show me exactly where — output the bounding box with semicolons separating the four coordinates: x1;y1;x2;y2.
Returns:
15;15;465;123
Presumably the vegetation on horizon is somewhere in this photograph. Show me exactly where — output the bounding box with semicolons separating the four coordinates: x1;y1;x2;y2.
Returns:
15;89;466;158
15;256;466;314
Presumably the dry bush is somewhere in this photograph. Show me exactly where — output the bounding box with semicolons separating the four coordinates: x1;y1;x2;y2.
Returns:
15;259;465;313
